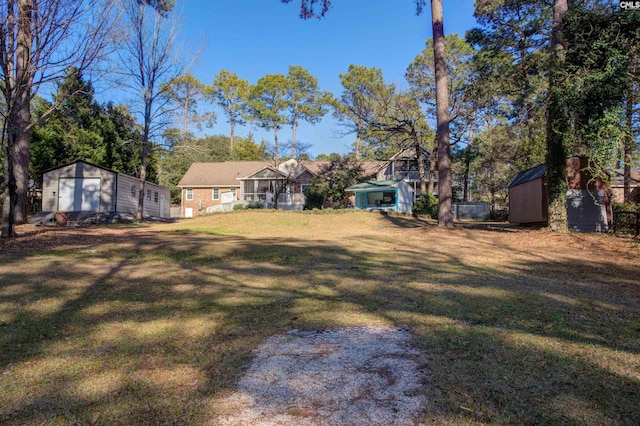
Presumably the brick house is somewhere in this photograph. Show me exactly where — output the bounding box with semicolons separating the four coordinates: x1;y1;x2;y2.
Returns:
177;159;387;217
177;161;266;217
611;167;640;203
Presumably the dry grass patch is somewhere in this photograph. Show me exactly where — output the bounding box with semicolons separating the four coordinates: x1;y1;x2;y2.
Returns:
1;211;639;425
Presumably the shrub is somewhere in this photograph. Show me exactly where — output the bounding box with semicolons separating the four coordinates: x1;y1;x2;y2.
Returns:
233;204;245;211
613;201;640;214
612;202;640;235
486;208;508;221
413;193;438;219
304;188;324;210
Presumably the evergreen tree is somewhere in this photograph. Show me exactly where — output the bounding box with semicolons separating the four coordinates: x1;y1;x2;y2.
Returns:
30;70;147;186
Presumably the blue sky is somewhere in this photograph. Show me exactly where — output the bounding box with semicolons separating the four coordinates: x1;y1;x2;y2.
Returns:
177;0;478;157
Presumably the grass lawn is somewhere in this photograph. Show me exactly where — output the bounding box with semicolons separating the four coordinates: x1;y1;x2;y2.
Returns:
1;210;639;425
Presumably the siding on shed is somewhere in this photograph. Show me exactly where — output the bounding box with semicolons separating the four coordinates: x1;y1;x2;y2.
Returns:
116;174;170;217
508;178;547;224
42;162;116;212
115;174;140;216
42;161;171;218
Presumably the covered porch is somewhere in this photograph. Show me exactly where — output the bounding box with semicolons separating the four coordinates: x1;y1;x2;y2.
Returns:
345;180;413;214
240;176;306;211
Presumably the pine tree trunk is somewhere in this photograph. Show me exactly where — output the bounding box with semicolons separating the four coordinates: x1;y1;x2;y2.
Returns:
414;138;427;194
355;124;361;160
230;119;235;153
427;135;437;195
273;127;279;162
545;0;569;232
463;109;476;202
291;117;297;158
137;140;148;222
13;0;33;225
431;0;453;228
463;151;470;202
182;99;188;139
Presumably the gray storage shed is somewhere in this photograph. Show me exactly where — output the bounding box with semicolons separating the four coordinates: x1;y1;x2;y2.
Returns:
42;160;170;218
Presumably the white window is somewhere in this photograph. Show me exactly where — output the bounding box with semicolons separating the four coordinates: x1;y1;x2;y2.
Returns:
147;189;151;201
212;188;219;200
301;184;311;193
186;188;193;201
131;184;137;196
154;191;158;203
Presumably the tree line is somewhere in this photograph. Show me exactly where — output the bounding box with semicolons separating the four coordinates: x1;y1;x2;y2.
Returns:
2;0;639;237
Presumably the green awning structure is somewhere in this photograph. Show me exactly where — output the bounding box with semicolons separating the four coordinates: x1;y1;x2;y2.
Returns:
345;180;404;211
345;180;401;192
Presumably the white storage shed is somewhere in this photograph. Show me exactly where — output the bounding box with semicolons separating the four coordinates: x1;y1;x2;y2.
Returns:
41;160;170;218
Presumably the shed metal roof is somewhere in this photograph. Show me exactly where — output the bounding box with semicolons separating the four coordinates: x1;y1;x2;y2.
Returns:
43;159;170;191
508;164;547;188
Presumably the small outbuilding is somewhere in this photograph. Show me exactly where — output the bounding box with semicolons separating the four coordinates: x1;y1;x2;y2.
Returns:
345;179;414;214
508;156;612;232
41;160;171;218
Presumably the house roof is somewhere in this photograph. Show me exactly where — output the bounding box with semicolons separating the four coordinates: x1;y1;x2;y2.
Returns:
508;164;547;188
613;167;640;186
240;159;325;180
178;161;269;187
301;161;330;175
345;180;403;192
302;160;387;178
179;160;387;187
387;146;432;161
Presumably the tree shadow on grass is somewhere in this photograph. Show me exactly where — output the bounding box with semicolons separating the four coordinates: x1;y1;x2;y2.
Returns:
376;211;433;228
0;227;638;425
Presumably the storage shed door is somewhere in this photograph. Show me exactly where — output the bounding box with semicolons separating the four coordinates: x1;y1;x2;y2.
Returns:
58;178;101;212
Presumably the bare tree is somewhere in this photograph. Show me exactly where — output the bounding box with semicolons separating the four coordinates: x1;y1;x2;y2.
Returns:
116;0;183;221
0;0;114;237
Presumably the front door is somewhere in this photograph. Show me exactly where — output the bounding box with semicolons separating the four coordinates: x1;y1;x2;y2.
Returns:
159;195;165;217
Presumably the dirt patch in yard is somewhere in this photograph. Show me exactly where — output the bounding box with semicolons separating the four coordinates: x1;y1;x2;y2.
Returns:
210;325;427;426
1;212;639;425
